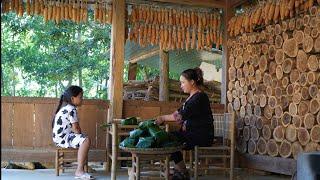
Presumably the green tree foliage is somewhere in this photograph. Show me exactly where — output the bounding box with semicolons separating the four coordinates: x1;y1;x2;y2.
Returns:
1;12;111;99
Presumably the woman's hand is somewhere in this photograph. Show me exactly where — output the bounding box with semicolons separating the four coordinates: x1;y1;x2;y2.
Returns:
155;116;165;125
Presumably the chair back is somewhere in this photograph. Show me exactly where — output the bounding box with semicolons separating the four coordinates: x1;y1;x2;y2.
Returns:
212;113;235;146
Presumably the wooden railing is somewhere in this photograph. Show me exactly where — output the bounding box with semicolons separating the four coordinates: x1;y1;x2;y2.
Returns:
1;96;224;162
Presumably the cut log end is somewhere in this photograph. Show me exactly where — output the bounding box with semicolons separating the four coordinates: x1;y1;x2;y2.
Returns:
257;138;267;155
248;139;257;155
279;140;292;158
298;127;310;146
291;142;303;160
285;124;297;142
283;38;298;57
273;125;285;142
267;139;279;157
304;113;315;130
310;125;320;143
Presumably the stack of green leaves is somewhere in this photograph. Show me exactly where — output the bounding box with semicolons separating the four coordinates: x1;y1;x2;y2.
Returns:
119;119;182;148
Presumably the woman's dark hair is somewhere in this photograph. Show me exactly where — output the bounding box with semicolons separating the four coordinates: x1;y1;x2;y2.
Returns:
52;85;83;128
181;67;204;86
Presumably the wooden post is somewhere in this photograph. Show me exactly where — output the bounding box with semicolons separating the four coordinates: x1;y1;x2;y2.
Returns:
159;50;169;101
221;4;234;109
108;0;125;179
128;63;137;80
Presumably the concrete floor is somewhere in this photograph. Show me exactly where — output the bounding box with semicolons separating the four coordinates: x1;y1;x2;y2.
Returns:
1;168;292;180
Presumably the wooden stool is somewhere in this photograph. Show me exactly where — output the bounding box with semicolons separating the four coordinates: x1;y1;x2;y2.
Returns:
55;148;88;176
131;153;170;180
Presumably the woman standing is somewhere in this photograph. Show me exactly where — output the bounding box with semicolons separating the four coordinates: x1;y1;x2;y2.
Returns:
155;68;214;180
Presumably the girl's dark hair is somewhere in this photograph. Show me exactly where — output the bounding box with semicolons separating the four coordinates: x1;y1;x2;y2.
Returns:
52;85;83;128
181;67;204;86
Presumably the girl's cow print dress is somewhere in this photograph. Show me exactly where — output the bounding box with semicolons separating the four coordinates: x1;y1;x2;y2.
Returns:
52;104;87;148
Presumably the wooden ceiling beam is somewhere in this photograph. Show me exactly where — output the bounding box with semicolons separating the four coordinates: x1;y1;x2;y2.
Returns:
229;0;249;8
151;0;227;9
129;48;160;64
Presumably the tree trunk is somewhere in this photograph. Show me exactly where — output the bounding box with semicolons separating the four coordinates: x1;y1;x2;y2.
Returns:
1;68;3;94
78;68;82;87
55;83;58;98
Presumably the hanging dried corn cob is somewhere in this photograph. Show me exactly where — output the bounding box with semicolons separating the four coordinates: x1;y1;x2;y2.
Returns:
77;0;81;23
273;1;280;23
191;26;196;49
43;2;48;23
181;27;185;50
102;4;106;24
145;6;149;24
26;0;31;15
93;2;98;22
206;29;211;49
83;0;88;23
47;2;53;21
131;5;137;23
197;27;201;50
187;10;191;27
185;27;190;51
171;26;177;50
60;0;64;20
168;26;172;50
18;0;24;17
55;1;61;24
138;23;143;46
64;0;68;20
14;0;19;14
108;4;112;24
168;9;173;25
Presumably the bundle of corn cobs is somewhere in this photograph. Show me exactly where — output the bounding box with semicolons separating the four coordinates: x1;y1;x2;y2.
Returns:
1;0;113;25
127;5;223;51
228;0;320;37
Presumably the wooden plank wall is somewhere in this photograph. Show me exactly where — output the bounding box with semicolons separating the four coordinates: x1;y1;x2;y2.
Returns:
1;97;108;150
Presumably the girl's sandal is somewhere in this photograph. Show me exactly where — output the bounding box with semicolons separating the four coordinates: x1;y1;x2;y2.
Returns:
74;173;95;179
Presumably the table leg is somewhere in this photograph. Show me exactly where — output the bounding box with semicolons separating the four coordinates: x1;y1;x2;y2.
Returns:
165;155;170;180
136;155;140;180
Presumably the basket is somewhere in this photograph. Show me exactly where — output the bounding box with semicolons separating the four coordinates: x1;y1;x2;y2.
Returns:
119;145;184;155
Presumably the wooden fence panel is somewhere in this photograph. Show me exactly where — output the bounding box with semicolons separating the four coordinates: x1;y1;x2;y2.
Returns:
139;106;161;119
1;103;13;147
34;104;56;148
123;104;141;118
78;105;99;148
96;105;108;149
13;103;34;148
